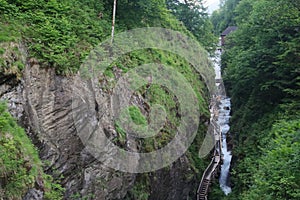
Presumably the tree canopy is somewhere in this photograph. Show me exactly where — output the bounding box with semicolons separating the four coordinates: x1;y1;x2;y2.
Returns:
209;0;300;199
166;0;217;53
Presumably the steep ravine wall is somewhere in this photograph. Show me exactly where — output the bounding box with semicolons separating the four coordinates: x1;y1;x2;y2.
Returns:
0;51;209;199
1;63;136;199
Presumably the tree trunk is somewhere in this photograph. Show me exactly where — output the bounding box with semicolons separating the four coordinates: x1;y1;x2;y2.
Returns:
111;0;117;44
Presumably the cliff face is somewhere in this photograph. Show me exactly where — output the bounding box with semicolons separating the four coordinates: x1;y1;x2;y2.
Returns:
148;157;196;200
0;43;208;199
0;0;213;198
1;55;136;198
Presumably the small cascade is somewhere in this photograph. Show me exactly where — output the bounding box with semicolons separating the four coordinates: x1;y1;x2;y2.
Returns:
213;47;232;195
218;97;232;195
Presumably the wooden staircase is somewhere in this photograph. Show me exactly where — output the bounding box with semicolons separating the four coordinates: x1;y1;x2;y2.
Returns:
197;178;210;200
197;79;224;200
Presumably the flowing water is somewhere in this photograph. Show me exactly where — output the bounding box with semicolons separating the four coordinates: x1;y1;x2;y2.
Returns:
213;47;232;195
218;97;232;195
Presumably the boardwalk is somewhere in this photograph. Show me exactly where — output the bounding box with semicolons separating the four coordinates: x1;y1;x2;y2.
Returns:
197;79;225;200
197;119;222;200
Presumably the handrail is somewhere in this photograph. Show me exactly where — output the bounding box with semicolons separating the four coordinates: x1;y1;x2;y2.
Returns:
197;78;226;200
197;118;222;200
197;158;215;200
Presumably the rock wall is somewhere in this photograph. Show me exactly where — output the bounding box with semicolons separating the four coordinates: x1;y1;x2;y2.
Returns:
0;49;208;199
1;62;137;199
148;156;197;200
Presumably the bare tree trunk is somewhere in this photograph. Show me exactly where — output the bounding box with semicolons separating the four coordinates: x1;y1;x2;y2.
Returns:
111;0;117;44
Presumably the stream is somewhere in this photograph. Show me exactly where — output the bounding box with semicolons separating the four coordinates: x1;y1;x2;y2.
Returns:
213;48;232;195
218;97;232;195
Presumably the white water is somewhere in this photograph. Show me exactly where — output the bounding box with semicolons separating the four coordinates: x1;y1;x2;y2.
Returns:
213;47;232;195
218;98;232;195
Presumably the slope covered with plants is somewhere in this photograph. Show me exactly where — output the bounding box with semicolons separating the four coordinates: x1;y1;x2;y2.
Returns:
209;0;300;199
0;102;64;199
0;0;216;199
0;0;215;74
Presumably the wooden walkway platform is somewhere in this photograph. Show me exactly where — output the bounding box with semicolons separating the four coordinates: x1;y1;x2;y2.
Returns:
197;78;226;200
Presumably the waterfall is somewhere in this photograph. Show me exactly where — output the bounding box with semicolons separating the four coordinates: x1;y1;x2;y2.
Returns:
213;47;232;195
218;98;232;195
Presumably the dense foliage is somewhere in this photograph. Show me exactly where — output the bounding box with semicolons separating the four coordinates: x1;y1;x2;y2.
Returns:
210;0;240;35
1;0;215;199
0;102;64;199
209;0;300;199
241;119;300;199
166;0;217;53
0;0;210;74
0;0;112;74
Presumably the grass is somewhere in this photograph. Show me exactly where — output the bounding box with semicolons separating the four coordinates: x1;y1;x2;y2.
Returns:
110;49;210;155
0;101;64;199
129;105;147;125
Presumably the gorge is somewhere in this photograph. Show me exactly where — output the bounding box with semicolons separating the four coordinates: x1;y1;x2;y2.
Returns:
1;0;299;200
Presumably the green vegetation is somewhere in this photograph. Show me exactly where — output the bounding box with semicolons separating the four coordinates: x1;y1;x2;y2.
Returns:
0;42;25;79
166;0;217;53
0;0;215;198
210;0;241;35
0;102;64;199
241;119;300;199
125;174;150;200
0;0;209;74
128;106;147;126
109;49;210;153
0;0;111;74
70;192;96;200
209;0;300;199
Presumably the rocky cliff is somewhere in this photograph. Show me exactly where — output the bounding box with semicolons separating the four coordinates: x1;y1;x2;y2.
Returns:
0;43;210;199
1;43;135;199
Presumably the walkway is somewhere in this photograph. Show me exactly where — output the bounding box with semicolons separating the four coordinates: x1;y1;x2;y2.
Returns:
196;77;226;200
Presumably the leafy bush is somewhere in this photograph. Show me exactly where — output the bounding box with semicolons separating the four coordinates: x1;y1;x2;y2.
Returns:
241;119;300;200
0;0;111;74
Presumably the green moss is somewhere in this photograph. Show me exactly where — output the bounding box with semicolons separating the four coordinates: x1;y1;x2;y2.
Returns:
0;101;64;199
129;106;147;126
0;48;5;55
103;69;115;78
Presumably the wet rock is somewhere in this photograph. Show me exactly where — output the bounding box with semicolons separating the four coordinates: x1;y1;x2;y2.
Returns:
223;106;230;110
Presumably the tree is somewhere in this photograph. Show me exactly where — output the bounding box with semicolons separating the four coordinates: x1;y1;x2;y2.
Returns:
210;0;300;199
210;0;241;35
167;0;217;53
111;0;117;43
242;119;300;200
